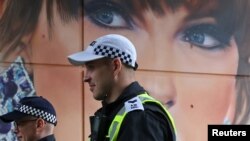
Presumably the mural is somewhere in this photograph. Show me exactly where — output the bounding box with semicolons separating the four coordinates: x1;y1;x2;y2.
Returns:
0;57;35;140
0;0;250;141
0;0;83;140
84;0;250;140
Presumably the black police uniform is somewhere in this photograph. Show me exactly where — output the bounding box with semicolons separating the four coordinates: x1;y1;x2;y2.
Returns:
89;81;175;141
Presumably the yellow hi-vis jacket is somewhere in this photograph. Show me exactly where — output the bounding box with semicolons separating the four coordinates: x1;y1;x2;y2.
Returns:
106;93;177;141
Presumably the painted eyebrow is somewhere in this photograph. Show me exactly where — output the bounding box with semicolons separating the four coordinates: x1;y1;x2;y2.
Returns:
184;7;218;22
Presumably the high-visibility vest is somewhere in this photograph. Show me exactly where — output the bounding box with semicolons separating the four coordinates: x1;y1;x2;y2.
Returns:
106;93;176;141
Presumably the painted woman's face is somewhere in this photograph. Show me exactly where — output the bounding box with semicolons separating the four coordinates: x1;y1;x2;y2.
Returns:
84;1;238;141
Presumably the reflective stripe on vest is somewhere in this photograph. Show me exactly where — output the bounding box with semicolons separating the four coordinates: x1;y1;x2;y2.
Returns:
106;93;176;141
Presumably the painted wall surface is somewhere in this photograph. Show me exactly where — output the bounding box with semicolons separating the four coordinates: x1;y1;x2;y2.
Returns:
1;0;250;141
0;0;83;141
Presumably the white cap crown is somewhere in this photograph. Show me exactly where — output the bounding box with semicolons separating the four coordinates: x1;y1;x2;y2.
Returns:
68;34;138;70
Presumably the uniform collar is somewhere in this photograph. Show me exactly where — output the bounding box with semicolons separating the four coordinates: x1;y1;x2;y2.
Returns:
99;81;146;115
39;134;56;141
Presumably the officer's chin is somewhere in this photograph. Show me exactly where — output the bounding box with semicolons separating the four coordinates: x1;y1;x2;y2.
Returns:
94;94;107;101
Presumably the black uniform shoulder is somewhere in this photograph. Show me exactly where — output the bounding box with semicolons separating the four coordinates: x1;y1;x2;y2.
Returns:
118;102;175;141
144;103;170;122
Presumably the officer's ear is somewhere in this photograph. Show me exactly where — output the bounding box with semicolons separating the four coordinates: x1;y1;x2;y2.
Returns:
36;118;46;129
112;58;122;75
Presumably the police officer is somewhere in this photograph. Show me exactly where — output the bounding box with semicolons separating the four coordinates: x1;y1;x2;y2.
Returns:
68;34;176;141
0;96;57;141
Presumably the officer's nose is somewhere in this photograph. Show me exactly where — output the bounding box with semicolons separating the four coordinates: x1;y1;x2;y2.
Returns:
83;75;91;82
83;70;91;83
13;126;19;134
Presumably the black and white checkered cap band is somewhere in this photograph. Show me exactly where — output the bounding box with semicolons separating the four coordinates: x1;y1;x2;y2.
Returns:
94;45;134;68
16;104;57;124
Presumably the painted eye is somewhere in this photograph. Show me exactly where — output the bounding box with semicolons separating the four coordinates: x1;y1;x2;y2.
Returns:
90;8;128;28
183;32;221;48
85;1;134;29
181;24;232;50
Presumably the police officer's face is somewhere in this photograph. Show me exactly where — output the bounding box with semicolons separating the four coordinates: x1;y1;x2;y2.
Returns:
84;59;115;101
14;118;38;141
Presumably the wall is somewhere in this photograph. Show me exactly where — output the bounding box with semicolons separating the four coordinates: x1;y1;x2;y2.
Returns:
1;0;250;141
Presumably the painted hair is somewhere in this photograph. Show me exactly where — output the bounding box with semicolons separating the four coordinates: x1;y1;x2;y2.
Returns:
0;0;83;59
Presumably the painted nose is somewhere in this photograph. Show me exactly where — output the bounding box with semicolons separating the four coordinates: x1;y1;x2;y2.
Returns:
161;81;176;109
152;72;177;109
